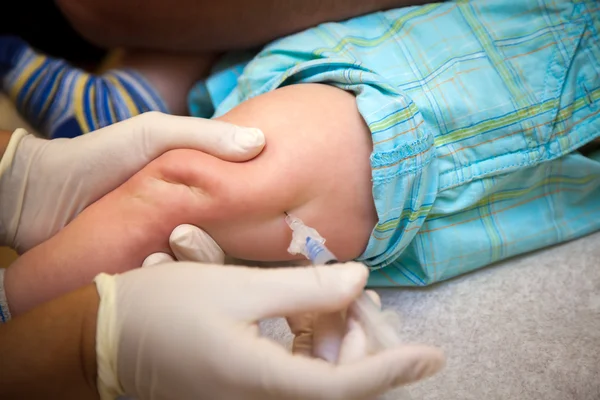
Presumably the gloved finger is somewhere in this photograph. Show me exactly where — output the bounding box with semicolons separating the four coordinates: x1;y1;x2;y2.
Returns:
338;290;381;364
311;291;381;364
364;290;381;308
141;252;175;267
312;311;346;363
241;337;445;400
337;315;370;366
237;262;368;320
169;224;225;264
125;112;265;162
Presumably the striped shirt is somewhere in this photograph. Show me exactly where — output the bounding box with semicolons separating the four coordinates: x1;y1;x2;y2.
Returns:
1;36;167;138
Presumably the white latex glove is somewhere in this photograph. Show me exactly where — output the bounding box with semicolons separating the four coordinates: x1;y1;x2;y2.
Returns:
288;291;382;363
143;224;441;382
142;224;226;267
94;262;445;400
0;112;265;253
143;224;373;363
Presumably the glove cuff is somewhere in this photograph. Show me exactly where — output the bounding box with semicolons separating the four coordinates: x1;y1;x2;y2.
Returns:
0;128;30;248
94;273;126;400
0;268;11;323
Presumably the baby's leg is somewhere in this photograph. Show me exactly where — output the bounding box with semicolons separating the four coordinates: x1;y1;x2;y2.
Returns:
0;36;213;137
6;83;377;316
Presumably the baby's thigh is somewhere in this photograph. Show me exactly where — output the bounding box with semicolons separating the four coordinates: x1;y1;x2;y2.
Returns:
157;83;378;262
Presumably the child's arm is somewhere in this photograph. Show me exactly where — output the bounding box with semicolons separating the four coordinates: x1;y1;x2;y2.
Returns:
5;83;377;317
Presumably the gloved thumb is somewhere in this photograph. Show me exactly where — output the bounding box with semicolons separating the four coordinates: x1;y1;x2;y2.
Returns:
141;252;175;267
336;290;382;364
133;112;266;162
169;224;225;264
240;262;369;320
141;225;224;267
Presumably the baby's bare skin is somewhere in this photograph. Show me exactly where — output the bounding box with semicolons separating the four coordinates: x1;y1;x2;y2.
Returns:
6;84;377;316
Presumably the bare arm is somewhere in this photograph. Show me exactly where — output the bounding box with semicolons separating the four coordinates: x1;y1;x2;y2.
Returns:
0;285;99;400
56;0;439;52
5;83;377;316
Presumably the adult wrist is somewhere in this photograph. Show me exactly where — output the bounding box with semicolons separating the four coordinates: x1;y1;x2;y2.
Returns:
94;273;125;400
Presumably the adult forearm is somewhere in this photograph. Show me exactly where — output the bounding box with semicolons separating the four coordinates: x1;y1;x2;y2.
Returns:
0;284;99;399
57;0;436;52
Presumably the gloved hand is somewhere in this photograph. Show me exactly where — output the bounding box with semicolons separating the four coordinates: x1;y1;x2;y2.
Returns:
0;112;265;253
142;223;226;266
94;262;445;400
142;224;376;363
143;224;443;381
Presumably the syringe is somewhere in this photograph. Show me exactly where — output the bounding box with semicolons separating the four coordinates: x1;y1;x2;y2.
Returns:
284;212;403;351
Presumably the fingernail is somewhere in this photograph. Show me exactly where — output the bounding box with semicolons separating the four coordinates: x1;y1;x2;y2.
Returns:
235;128;265;149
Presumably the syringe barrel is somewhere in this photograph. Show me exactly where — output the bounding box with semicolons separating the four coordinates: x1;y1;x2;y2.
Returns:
305;237;338;265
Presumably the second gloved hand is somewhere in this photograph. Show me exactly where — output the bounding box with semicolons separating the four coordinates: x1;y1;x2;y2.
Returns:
0;112;265;253
143;224;381;363
142;223;226;266
143;224;445;385
94;262;445;400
